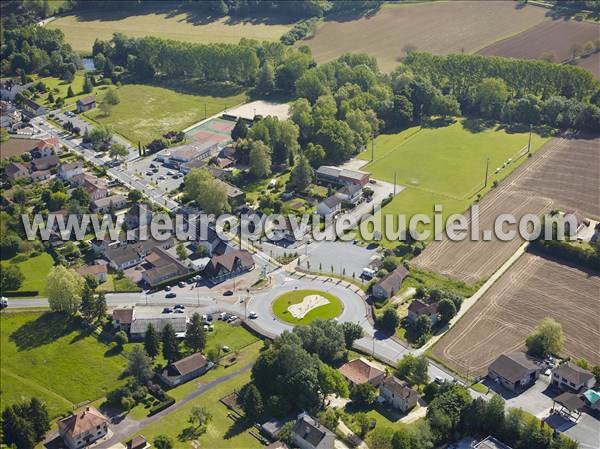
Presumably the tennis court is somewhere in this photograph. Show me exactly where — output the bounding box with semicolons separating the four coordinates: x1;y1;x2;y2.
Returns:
185;117;236;145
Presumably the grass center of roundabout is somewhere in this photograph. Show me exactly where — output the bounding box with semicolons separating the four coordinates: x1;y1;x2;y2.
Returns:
272;289;344;325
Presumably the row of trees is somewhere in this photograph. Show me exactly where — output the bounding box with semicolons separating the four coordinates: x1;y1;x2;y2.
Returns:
2;398;50;449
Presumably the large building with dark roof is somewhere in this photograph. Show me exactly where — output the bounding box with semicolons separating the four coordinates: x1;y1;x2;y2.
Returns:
488;352;540;392
292;413;335;449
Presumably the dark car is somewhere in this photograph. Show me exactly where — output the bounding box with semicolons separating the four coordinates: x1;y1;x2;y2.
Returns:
162;307;173;313
223;290;233;296
174;304;185;309
165;292;177;299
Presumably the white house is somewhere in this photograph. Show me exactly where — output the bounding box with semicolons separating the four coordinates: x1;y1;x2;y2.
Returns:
316;195;342;218
57;407;109;449
58;162;84;181
379;376;418;413
335;183;362;205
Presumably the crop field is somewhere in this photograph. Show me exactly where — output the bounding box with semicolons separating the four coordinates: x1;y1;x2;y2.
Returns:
414;135;600;283
0;312;128;418
84;83;246;143
0;137;40;159
48;11;292;54
576;52;600;78
304;1;548;72
357;121;548;246
432;252;600;375
478;19;600;64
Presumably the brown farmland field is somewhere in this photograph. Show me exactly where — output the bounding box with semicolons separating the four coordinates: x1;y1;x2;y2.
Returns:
577;52;600;78
304;1;549;72
413;135;600;283
0;137;39;158
432;252;600;375
478;19;600;64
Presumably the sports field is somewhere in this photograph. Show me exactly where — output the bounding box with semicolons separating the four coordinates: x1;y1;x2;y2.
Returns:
84;83;246;144
48;11;292;54
0;312;128;418
185;117;236;145
272;289;344;325
304;1;548;71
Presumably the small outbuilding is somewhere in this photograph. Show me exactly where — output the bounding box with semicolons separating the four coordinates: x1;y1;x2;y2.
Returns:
158;352;214;387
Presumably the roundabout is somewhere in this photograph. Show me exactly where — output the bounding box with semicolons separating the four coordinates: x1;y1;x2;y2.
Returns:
272;289;344;325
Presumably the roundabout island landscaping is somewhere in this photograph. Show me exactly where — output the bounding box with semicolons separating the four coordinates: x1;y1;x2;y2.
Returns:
271;289;344;325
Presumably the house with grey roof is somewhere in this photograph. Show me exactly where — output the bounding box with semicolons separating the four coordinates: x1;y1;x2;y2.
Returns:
316;195;342;218
129;314;188;339
488;352;540;392
158;352;214;387
373;266;409;300
551;361;596;392
379;376;418;413
292;413;335;449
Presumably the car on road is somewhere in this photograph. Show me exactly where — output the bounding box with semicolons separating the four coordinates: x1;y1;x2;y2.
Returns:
162;307;173;313
165;292;177;298
178;281;186;288
223;290;233;296
434;376;444;384
248;311;258;319
174;304;185;310
164;285;171;291
146;171;153;176
0;297;8;309
150;163;156;168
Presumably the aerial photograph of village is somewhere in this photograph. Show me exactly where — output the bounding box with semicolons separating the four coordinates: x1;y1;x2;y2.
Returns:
0;1;599;449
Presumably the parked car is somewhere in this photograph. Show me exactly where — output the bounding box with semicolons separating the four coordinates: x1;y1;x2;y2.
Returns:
206;314;213;322
174;304;185;310
248;311;258;319
164;285;171;291
223;290;233;296
222;346;231;353
227;315;238;323
165;292;177;298
178;281;186;288
162;307;173;313
0;297;8;309
174;309;184;314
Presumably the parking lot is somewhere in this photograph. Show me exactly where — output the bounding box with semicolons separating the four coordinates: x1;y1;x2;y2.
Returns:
127;152;184;194
304;240;381;279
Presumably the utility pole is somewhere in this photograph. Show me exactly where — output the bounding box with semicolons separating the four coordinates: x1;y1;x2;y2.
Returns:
371;131;375;162
393;171;397;196
527;123;533;154
484;156;489;187
204;103;207;119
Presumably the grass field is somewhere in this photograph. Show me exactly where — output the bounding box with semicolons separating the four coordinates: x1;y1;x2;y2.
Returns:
272;289;343;325
83;83;246;144
97;274;142;293
358;120;549;246
0;253;54;296
48;11;293;54
304;1;548;71
0;312;128;417
37;71;109;108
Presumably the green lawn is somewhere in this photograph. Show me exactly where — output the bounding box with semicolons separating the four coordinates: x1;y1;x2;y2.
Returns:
272;289;343;325
357;120;550;246
97;274;142;293
205;321;259;356
126;368;258;449
37;71;110;108
0;252;54;296
0;312;128;418
84;83;246;144
48;11;293;54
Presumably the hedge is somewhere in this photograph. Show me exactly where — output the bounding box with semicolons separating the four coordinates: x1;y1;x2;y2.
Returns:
148;396;175;416
530;239;600;271
2;290;39;297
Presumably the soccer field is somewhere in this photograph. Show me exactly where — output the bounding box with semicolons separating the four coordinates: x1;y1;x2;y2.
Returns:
358;120;549;246
359;120;548;200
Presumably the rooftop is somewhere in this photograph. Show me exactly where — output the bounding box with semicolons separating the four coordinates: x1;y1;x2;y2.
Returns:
488;352;539;384
381;376;418;401
338;358;385;385
57;407;108;438
377;266;409;294
553;361;595;386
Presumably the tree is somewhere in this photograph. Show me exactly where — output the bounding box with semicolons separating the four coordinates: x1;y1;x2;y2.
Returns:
256;61;275;94
47;91;55;103
144;323;160;359
128;190;143;202
341;322;363;348
289;154;313;192
66;85;74;97
99;100;112;116
114;330;128;347
94;291;107;323
231;118;248;141
46;265;84;314
109;143;128;160
396;354;429;386
0;264;24;291
437;298;457;324
104;88;120;105
184;168;230;214
188;406;212;436
0;233;22;259
185;313;206;353
2;398;50;449
305;142;325;167
127;346;153;383
241;384;264;422
318;362;349;403
249;140;272;178
153;435;173;449
83;75;93;93
162;322;180;363
473;78;509;119
317;408;339;432
526;317;565;357
176;243;188;261
350;382;377;407
79;283;96;323
378;308;400;333
413;315;432;341
28;397;50;441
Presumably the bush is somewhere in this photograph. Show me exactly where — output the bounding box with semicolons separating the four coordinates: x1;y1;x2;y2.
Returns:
280;19;318;45
148;396;175;416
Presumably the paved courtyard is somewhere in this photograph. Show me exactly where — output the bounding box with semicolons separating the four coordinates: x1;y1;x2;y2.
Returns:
303;240;382;279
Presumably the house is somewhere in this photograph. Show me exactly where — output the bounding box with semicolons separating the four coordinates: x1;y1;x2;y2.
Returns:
30;154;59;171
58;162;84;181
203;250;255;283
338;358;385;388
105;244;146;270
215;178;246;209
372;266;409;300
158;352;214;387
335;183;362;205
488;352;540;392
340;168;370;187
316;195;342;218
57;406;109;449
125;203;153;229
32;137;60;158
0;100;21;128
126;435;149;449
76;96;96;113
141;247;190;287
129;315;187;339
91;194;127;213
315;166;370;187
76;264;108;283
292;413;335;449
315;166;342;185
266;215;309;243
196;226;226;256
474;436;514;449
169;140;219;164
21;97;47;116
551;361;596;392
5;162;30;180
407;299;438;325
379;376;418;413
0;79;31;100
72;174;108;200
112;308;135;332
